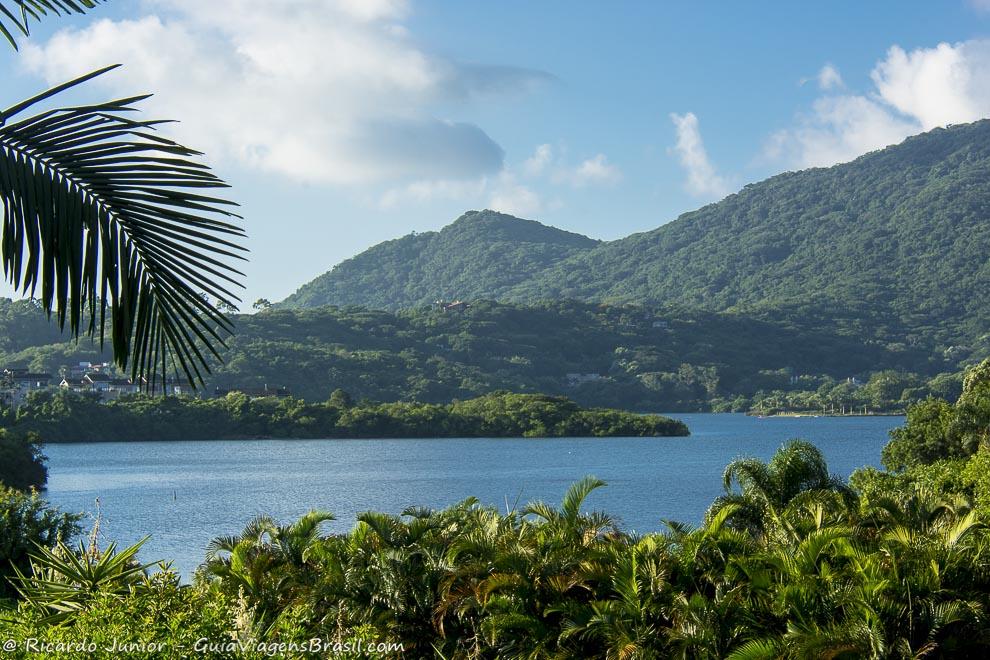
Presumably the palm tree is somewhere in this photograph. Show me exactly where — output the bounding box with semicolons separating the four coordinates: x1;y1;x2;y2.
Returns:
1;1;246;388
558;535;670;659
711;440;856;539
661;505;762;659
201;511;335;636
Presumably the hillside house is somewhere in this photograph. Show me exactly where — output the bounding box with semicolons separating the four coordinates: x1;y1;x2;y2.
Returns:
566;373;605;387
83;372;112;393
2;368;53;406
434;299;469;313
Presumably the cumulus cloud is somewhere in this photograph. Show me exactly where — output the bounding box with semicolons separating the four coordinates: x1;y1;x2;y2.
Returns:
668;112;730;199
769;39;990;168
764;96;918;168
520;144;622;188
522;144;553;176
817;63;844;90
871;41;990;129
568;154;622;187
488;173;544;217
378;142;618;212
378;178;488;209
20;0;550;185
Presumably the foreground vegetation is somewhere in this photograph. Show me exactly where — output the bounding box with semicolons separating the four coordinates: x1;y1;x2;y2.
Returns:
3;361;990;657
6;390;688;441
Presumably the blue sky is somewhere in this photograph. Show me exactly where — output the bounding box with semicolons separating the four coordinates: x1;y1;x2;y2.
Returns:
3;0;990;305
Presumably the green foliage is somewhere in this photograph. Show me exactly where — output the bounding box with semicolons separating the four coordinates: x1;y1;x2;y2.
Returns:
850;460;972;507
3;571;236;659
7;389;688;441
710;440;854;537
961;448;990;510
11;463;985;658
0;297;950;412
0;428;46;490
3;334;990;657
0;486;79;601
11;537;154;624
882;358;990;470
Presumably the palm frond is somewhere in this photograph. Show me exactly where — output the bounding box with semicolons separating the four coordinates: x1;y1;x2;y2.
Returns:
0;0;105;50
561;476;607;522
0;65;246;388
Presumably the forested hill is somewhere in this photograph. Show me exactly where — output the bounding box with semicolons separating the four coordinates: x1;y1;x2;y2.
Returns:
0;298;959;413
512;119;990;345
284;120;990;346
281;210;598;309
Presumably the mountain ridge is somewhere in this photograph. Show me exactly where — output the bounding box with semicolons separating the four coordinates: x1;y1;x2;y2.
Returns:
283;120;990;347
281;210;599;309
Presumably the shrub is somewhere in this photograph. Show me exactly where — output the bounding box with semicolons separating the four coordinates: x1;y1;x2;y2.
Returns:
0;429;47;491
0;487;79;601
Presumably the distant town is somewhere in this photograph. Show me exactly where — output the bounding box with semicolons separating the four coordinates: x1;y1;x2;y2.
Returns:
0;364;291;408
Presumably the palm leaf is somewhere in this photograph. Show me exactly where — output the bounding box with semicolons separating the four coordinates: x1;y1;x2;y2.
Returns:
561;476;607;522
0;0;105;50
0;65;246;388
725;638;781;660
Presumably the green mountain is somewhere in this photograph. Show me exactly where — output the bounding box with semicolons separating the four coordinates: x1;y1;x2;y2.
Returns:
281;210;598;309
285;120;990;348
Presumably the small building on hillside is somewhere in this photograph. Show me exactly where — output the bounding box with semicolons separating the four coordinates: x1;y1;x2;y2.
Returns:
103;378;144;400
82;372;113;393
434;299;470;313
565;373;605;387
2;368;53;406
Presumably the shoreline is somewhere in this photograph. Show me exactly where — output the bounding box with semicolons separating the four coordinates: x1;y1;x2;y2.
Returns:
38;431;691;444
749;411;904;418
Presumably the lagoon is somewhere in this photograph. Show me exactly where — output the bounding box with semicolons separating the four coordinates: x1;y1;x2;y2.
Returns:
43;413;902;578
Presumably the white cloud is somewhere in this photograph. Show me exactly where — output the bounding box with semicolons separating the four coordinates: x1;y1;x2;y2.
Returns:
765;96;918;168
20;0;550;185
378;178;488;209
568;154;622;187
769;39;990;168
523;144;553;176
488;173;543;217
521;143;622;188
377;141;618;212
968;0;990;12
871;41;990;129
817;63;844;90
668;112;730;199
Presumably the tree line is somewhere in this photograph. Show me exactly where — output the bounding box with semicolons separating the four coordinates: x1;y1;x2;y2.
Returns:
0;297;966;413
6;389;689;442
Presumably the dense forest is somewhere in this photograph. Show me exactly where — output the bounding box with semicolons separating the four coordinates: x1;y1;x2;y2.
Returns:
0;298;965;413
286;120;990;352
6;390;688;442
4;361;990;657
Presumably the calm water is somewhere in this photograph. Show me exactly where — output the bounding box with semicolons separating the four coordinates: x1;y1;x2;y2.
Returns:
43;413;903;578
